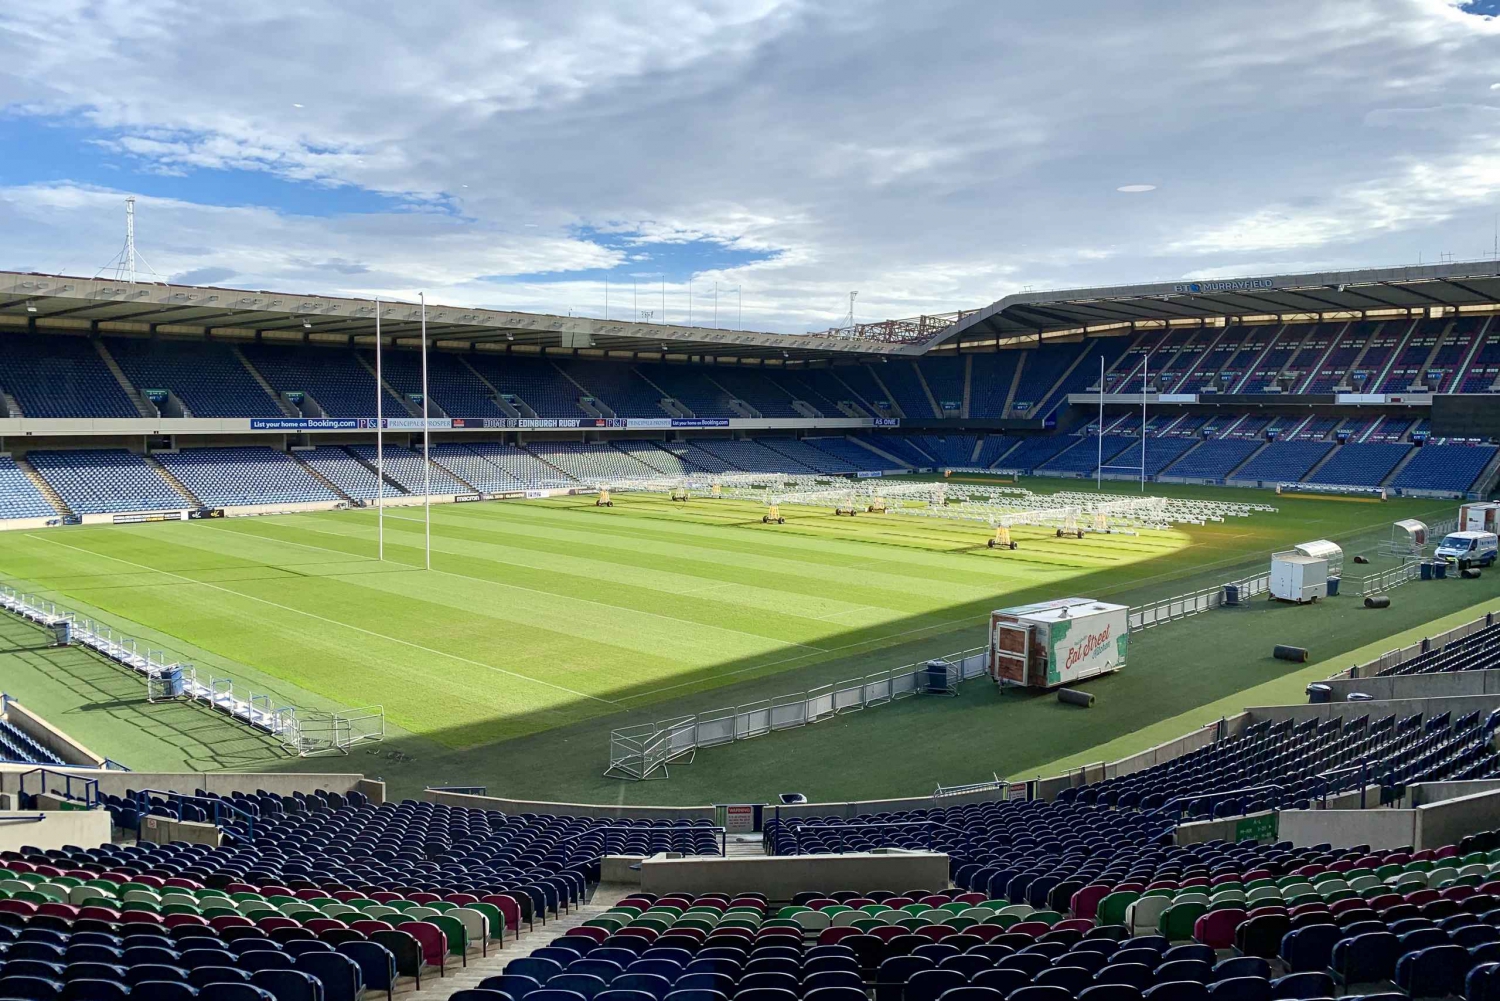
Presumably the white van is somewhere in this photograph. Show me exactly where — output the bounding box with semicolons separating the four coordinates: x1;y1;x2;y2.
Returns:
1434;531;1499;568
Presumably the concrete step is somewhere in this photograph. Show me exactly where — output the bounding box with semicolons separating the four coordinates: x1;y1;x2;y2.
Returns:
418;885;633;999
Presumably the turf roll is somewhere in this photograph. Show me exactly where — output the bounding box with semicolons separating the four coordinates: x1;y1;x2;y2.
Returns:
1364;595;1391;608
1273;644;1309;663
1462;567;1482;579
1057;688;1094;707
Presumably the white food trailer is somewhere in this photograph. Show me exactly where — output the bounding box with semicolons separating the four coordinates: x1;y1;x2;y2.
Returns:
1270;553;1328;604
1460;502;1500;535
989;597;1129;689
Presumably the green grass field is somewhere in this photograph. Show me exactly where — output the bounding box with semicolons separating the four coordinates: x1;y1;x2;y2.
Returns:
1;478;1494;803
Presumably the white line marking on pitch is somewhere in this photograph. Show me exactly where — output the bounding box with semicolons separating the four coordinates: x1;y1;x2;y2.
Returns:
25;533;619;706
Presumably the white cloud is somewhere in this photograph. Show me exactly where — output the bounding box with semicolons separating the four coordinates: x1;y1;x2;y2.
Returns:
2;0;1500;332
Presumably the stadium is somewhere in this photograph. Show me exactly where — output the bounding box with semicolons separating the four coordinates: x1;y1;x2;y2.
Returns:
3;252;1500;1001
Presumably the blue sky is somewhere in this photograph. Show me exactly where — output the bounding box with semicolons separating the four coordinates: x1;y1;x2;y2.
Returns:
1;0;1497;332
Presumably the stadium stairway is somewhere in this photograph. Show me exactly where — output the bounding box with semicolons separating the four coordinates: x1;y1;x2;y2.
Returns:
232;345;301;416
1380;443;1424;488
291;450;356;501
13;456;72;517
93;338;158;418
141;453;203;507
429;884;632;999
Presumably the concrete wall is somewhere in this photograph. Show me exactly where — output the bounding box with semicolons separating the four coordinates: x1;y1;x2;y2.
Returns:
425;790;716;821
0;809;111;853
1321;669;1500;703
1247;693;1500;727
2;699;106;767
637;851;950;898
1415;787;1500;849
1406;780;1500;806
1280;808;1418;849
0;765;372;802
138;815;221;847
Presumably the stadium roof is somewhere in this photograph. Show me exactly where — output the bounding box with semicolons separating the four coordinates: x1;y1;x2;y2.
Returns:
0;270;921;363
934;260;1500;350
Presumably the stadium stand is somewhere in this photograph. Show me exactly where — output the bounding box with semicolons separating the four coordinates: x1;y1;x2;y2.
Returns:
0;454;58;520
428;443;528;493
611;440;701;476
857;435;934;468
558;361;670;418
1039;436;1134;474
709;369;804;418
805;436;900;471
241;345;403;418
25;449;185;514
973;435;1018;469
691;438;819;474
366;349;505;419
758;437;860;474
1105;436;1199;477
636;365;741;418
0;334;141;418
107;338;285;418
0;716;64;764
993;436;1081;473
1230;441;1336;484
777;370;852;417
523;441;662;480
154;448;338;508
466;441;575;486
296;447;406;500
830;365;897;415
1159;439;1262;481
1305;442;1413;487
919;357;967;415
346;445;472;494
463;355;587;418
664;440;736;473
909;435;979;468
1014;343;1083;417
878;361;938;418
969;353;1022;419
1389;443;1499;494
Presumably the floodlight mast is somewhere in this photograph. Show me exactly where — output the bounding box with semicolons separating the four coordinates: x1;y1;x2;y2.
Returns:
421;292;432;571
375;299;384;561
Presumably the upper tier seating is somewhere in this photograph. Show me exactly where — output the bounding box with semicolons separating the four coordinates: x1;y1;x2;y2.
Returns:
970;353;1022;419
1231;442;1335;483
365;350;505;418
1389;444;1499;494
1305;443;1412;487
1160;439;1261;480
558;361;669;417
709;370;803;418
918;358;967;415
241;345;402;418
154;448;338;508
778;370;854;417
1012;344;1080;415
879;363;938;418
0;455;57;520
1037;340;1130;420
346;446;471;495
26;450;182;514
637;365;739;418
107;339;284;417
464;355;587;418
833;366;897;415
0;334;139;418
296;447;405;500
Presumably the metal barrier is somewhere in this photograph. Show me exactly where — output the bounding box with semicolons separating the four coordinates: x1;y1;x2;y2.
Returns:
607;648;988;780
17;768;100;808
0;585;383;757
1350;559;1423;596
1128;572;1269;632
133;788;259;839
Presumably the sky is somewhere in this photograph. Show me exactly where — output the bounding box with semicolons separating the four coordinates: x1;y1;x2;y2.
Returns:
1;0;1498;334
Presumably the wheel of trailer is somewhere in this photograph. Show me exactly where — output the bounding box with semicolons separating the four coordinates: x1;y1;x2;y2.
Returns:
778;517;785;524
1008;541;1017;550
1076;530;1085;539
763;516;770;523
988;539;996;548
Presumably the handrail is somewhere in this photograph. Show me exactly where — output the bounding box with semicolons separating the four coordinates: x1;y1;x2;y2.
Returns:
132;787;258;839
0;814;45;824
17;767;100;809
